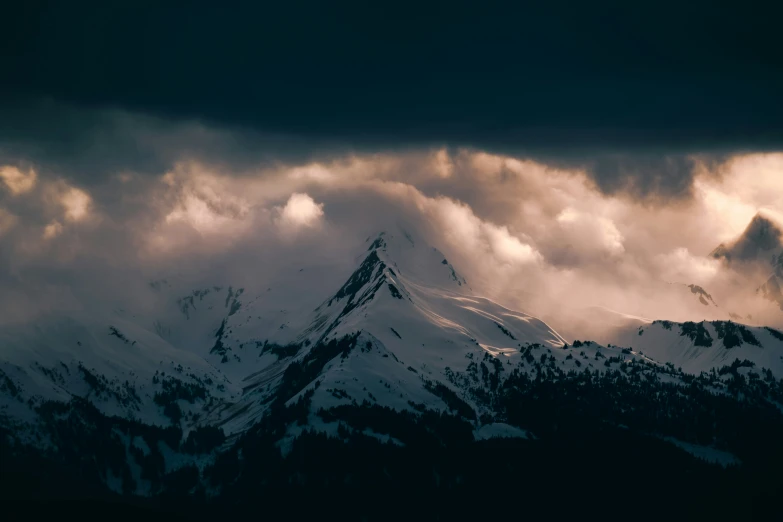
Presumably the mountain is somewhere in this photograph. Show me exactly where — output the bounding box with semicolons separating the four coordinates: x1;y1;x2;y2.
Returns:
0;227;569;454
0;311;239;427
547;281;728;346
680;282;719;308
3;227;783;519
758;251;783;311
710;211;783;264
547;305;651;345
611;319;783;376
710;211;783;313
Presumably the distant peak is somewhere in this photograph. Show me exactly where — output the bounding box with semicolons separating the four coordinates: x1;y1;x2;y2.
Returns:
366;226;419;253
744;211;782;240
367;233;387;252
711;211;782;263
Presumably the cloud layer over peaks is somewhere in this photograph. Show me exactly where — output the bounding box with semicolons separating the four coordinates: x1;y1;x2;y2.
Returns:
0;108;781;331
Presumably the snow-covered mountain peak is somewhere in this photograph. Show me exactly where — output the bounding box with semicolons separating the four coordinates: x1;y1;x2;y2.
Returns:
362;229;468;291
4;228;783;502
298;230;474;344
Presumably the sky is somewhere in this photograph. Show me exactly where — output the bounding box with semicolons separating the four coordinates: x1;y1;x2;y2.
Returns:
1;2;782;331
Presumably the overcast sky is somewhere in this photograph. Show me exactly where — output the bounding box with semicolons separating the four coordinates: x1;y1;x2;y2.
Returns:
1;2;781;329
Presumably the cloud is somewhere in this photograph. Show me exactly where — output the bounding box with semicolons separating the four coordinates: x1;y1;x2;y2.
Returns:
586;155;702;200
0;208;17;236
0;100;769;209
654;247;722;283
164;185;249;235
556;208;625;259
0;107;780;332
693;153;783;241
4;2;783;161
431;149;454;179
0;165;37;195
412;194;541;267
42;220;63;239
276;193;324;230
60;186;92;221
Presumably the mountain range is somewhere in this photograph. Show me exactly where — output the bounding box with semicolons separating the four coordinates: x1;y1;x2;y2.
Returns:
2;221;782;520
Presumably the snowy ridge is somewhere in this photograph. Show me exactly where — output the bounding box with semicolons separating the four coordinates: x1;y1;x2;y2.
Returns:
0;311;239;428
612;319;783;377
209;229;569;435
0;228;565;438
3;227;783;497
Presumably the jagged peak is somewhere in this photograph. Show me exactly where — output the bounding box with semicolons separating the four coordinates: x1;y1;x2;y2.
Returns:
711;210;783;263
365;225;418;250
329;250;387;305
363;228;468;289
366;232;388;252
743;210;782;241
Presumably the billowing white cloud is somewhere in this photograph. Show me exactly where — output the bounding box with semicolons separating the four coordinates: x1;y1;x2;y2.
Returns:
287;163;336;182
0;115;781;333
556;207;625;258
276;193;324;229
162;164;250;235
694;153;783;243
415;194;541;266
654;247;722;283
0;166;37;195
166;192;238;233
60;186;92;221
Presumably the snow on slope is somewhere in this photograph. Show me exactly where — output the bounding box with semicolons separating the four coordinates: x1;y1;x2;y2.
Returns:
0;310;239;428
549;305;652;346
611;319;783;377
541;282;732;348
202;228;570;434
0;226;568;441
6;224;775;489
549;213;783;350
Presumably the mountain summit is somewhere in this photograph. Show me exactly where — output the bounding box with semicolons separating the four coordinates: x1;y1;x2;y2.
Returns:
710;211;783;264
2;228;783;513
0;228;566;439
709;211;783;312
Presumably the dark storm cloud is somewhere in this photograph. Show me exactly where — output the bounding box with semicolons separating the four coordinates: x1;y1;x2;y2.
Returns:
0;101;353;188
583;154;729;200
1;1;782;198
